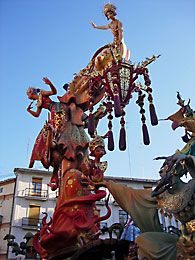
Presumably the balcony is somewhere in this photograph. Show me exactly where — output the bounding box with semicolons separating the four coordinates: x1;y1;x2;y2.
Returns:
22;217;42;230
24;188;48;201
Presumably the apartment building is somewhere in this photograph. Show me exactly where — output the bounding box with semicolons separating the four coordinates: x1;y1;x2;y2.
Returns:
8;168;57;259
1;168;158;259
96;176;157;234
0;178;16;260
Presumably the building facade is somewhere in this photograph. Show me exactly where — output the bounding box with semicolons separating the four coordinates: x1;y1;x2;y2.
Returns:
96;176;157;236
8;168;57;259
2;168;175;259
0;178;16;260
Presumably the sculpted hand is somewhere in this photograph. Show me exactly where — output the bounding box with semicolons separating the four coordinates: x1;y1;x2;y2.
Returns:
154;153;186;172
27;101;33;111
43;77;51;85
80;161;90;176
90;20;96;28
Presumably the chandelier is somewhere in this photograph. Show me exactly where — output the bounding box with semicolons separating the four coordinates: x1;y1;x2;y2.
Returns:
87;55;160;151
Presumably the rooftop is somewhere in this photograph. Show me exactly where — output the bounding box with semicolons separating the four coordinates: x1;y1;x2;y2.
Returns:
13;168;157;184
0;177;16;186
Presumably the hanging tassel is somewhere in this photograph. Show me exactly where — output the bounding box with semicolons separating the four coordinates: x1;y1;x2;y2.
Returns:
114;94;122;117
108;130;114;151
137;91;150;145
143;69;151;86
119;127;126;150
119;108;126;151
88;113;95;136
148;92;158;126
88;81;95;136
106;100;114;151
142;124;150;145
149;103;158;126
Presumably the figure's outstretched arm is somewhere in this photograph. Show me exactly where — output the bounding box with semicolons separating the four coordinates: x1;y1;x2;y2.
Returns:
154;153;195;179
41;77;57;96
90;20;109;30
27;101;42;117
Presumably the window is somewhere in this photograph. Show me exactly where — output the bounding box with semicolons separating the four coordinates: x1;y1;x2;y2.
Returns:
31;177;42;196
0;187;3;193
144;186;152;190
28;204;40;226
119;210;129;225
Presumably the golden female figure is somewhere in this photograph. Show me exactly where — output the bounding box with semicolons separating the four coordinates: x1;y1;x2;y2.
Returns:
90;4;129;71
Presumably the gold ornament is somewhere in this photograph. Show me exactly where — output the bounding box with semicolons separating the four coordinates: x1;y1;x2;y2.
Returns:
89;135;105;152
186;219;195;234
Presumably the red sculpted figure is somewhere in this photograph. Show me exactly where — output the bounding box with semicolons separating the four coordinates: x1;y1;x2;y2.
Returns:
27;78;89;190
81;135;107;183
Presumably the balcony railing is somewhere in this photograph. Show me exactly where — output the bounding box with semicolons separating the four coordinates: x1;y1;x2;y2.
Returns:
22;217;42;229
24;188;47;199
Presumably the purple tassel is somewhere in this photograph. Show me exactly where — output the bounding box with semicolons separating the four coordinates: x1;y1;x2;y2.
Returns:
149;103;158;126
119;127;126;151
142;124;150;145
114;94;122;117
108;131;114;151
88;113;95;135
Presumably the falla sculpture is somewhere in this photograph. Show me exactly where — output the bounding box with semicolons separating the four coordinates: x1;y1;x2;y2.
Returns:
101;93;195;260
26;3;160;259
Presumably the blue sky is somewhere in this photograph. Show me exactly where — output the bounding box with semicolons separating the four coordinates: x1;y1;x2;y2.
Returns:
0;0;194;181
